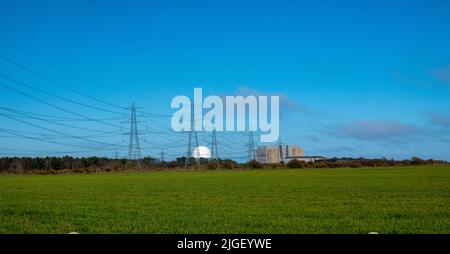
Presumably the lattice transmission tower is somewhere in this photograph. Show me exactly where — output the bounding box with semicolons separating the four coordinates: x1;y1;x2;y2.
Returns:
210;128;219;160
160;149;165;162
247;131;256;162
124;102;142;160
185;104;200;167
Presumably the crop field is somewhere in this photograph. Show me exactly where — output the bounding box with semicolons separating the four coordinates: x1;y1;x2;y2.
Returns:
0;166;449;233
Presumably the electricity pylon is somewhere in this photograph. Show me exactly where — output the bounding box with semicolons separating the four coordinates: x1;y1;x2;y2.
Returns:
247;131;256;162
185;104;199;167
125;102;142;160
160;149;165;162
210;128;219;160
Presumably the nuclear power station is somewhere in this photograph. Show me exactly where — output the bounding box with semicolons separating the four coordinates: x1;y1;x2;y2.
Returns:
256;145;324;164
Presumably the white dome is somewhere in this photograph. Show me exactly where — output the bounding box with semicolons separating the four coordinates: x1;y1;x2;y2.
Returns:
192;146;211;159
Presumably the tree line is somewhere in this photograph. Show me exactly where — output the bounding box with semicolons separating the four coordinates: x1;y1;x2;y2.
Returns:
0;156;447;174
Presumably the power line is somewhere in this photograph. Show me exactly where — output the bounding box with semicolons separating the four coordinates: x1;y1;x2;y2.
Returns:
0;55;171;117
0;112;122;149
0;81;123;129
0;126;119;140
0;73;125;115
0;144;125;155
0;127;122;150
0;105;120;134
0;54;125;110
0;104;122;121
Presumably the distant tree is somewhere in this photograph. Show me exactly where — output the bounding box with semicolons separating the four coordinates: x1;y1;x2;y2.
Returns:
166;161;178;168
410;157;425;165
222;159;238;169
287;159;304;169
206;160;219;170
277;161;286;168
9;160;24;173
246;160;262;169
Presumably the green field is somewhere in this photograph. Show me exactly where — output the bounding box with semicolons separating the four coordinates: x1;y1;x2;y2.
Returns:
0;166;449;233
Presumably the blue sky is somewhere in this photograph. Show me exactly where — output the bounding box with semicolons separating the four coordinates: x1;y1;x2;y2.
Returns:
0;0;449;160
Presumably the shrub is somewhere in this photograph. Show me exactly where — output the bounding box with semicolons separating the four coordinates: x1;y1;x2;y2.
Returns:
207;161;219;170
58;169;72;174
35;170;47;175
48;169;58;175
166;161;178;168
287;159;304;169
72;168;84;174
9;161;24;174
222;160;237;169
246;160;262;169
349;162;362;168
410;157;425;165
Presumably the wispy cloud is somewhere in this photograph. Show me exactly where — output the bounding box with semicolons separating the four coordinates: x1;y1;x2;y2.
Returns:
327;117;450;147
305;135;320;142
236;86;307;113
391;70;432;88
430;64;450;84
317;146;357;154
427;111;450;128
331;121;419;143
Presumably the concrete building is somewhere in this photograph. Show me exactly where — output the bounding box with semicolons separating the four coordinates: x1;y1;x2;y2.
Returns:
256;145;324;164
256;145;304;164
285;155;325;163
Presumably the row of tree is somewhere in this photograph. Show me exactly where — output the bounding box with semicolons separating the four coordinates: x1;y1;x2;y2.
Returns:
283;156;448;169
0;156;239;174
0;156;447;174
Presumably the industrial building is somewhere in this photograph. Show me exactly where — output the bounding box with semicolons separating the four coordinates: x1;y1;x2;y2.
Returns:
256;145;325;164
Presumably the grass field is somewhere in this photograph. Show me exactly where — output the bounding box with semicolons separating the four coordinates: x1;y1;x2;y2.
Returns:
0;166;449;233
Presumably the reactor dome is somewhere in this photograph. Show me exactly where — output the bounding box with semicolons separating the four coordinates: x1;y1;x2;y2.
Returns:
192;146;211;159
